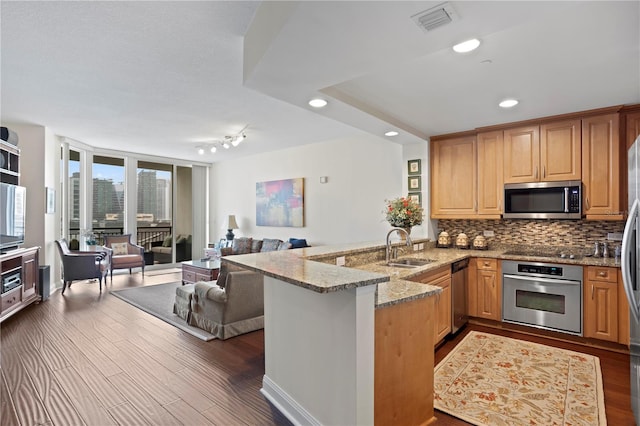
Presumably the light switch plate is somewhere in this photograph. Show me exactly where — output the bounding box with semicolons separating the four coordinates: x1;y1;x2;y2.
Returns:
483;230;495;237
336;256;346;266
607;233;623;241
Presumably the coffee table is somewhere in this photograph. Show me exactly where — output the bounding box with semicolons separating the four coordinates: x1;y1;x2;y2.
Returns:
181;259;221;285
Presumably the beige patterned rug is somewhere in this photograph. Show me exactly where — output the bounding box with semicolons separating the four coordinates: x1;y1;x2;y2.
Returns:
434;331;607;425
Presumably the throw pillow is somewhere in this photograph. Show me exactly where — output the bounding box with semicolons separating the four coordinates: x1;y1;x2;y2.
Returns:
278;241;292;250
162;236;172;247
232;237;252;254
251;239;263;253
111;242;128;255
288;238;308;249
261;238;282;252
176;236;187;245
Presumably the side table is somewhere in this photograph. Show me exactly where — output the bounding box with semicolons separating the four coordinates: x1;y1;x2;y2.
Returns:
181;259;220;285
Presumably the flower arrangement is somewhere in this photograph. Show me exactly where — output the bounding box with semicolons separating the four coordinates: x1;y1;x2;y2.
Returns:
384;197;424;228
81;229;97;245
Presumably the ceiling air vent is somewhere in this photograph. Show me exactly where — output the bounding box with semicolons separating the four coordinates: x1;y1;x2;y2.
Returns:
412;2;457;32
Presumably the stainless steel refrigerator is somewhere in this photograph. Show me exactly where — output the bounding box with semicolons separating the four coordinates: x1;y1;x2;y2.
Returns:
621;134;640;424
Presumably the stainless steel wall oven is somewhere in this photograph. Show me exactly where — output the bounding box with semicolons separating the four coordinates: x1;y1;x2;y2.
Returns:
502;260;583;335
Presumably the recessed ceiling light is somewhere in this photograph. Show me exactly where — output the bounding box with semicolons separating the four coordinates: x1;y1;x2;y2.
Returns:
453;38;480;53
499;99;519;108
385;130;399;137
308;98;328;108
197;147;205;155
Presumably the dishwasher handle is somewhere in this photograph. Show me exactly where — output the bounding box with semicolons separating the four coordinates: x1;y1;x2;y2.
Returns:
451;258;469;273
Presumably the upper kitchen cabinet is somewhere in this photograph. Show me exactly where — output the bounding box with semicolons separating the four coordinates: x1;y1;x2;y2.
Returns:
625;109;640;149
503;120;581;184
477;131;504;217
582;113;621;220
430;134;477;218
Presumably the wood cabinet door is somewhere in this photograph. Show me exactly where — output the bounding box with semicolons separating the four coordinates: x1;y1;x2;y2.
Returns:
503;125;540;183
21;250;38;299
584;279;618;342
477;131;503;216
540;119;581;181
477;269;500;321
582;113;621;220
618;269;630;346
435;279;451;344
626;111;640;150
430;136;477;218
467;258;478;317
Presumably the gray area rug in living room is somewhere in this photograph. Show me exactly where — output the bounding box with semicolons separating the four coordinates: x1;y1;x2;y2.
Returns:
110;282;216;341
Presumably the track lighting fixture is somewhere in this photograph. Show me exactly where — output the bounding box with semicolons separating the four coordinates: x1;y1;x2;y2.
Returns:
195;126;248;155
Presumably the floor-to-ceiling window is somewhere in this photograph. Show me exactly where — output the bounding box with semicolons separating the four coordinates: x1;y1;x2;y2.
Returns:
67;149;81;248
137;161;176;264
92;155;125;244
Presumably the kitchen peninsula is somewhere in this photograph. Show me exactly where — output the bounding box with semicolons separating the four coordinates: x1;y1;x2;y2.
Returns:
224;241;442;426
224;239;626;426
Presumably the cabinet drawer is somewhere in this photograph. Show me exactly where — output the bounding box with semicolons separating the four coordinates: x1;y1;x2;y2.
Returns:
183;270;197;283
587;266;617;283
196;270;218;282
1;286;22;313
476;258;497;271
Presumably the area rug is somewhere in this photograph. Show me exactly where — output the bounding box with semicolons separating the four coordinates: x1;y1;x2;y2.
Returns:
110;282;216;341
434;331;606;426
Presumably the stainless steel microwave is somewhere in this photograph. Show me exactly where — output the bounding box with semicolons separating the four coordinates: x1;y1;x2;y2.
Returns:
503;180;582;219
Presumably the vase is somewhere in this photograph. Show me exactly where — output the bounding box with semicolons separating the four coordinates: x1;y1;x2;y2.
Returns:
400;227;412;241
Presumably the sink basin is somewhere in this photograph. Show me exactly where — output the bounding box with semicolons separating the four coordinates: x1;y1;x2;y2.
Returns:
386;258;434;268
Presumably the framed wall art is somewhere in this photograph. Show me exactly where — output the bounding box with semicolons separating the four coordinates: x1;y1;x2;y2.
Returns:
408;176;422;191
408;159;421;175
408;192;422;206
256;177;304;227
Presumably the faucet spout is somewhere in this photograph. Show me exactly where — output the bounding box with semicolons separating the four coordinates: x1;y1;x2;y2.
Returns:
386;228;413;263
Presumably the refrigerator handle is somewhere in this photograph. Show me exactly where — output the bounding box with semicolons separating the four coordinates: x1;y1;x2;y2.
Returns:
622;198;640;323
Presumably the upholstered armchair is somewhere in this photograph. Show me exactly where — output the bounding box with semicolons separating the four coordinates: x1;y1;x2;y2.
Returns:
54;239;110;294
189;267;264;340
103;234;145;280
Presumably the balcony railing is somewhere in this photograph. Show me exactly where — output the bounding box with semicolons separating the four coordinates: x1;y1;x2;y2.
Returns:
69;226;172;250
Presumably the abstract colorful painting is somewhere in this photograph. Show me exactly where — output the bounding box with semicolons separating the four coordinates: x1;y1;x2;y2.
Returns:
256;178;304;227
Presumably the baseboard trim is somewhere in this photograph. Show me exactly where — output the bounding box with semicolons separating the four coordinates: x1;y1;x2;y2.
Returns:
261;375;321;426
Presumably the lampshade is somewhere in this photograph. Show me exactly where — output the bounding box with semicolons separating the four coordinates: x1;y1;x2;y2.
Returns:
227;215;239;230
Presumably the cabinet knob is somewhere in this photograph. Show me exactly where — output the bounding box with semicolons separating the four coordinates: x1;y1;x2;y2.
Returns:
484;262;490;267
598;271;606;277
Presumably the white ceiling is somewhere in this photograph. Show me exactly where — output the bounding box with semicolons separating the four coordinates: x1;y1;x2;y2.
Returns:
2;1;639;164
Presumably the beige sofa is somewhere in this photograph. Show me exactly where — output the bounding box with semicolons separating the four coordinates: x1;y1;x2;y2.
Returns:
188;263;264;340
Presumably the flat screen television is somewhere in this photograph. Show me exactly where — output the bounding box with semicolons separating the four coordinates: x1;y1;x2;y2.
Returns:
0;183;26;252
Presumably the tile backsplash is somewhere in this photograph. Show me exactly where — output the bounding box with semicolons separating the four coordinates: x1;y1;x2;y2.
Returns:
437;219;625;249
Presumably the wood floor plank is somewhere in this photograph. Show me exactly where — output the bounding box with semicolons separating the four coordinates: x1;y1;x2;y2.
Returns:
92;336;181;406
0;369;20;426
106;372;182;426
2;347;51;425
112;338;216;412
16;339;86;426
107;402;153;426
162;399;216;426
52;366;118;426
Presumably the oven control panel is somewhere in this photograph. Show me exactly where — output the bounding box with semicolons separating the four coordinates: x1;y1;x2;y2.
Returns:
518;264;563;276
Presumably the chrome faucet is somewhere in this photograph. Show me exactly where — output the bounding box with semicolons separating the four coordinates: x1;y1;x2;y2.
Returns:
386;228;413;263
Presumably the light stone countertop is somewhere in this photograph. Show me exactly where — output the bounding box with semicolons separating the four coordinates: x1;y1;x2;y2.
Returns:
223;241;622;309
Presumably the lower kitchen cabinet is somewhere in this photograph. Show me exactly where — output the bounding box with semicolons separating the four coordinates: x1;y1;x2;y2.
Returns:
584;266;619;342
475;258;501;321
618;269;630;346
412;265;452;345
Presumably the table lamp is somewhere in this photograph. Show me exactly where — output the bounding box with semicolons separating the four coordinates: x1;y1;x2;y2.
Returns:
226;215;239;240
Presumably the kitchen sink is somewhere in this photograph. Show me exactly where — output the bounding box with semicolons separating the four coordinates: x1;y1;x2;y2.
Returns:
385;258;434;268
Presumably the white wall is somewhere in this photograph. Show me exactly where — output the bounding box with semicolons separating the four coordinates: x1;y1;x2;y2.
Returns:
210;134;405;246
5;122;59;294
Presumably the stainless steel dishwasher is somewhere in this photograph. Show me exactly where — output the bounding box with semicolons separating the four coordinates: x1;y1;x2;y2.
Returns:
451;259;469;334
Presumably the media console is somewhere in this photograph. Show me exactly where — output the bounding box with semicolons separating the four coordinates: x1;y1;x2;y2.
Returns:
1;246;40;323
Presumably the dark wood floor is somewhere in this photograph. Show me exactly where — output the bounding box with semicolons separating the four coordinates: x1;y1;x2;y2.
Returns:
1;270;636;425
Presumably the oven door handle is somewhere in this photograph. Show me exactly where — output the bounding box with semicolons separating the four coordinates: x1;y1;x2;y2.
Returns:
503;274;581;286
